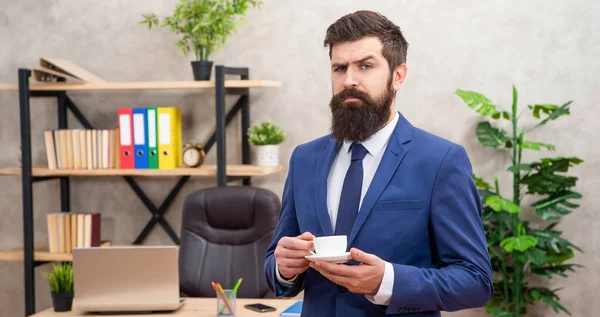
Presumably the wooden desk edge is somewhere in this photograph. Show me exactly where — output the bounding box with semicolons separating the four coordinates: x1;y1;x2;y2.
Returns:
31;297;299;316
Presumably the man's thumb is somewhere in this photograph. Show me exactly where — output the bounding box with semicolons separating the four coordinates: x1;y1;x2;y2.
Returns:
350;248;372;263
298;232;315;240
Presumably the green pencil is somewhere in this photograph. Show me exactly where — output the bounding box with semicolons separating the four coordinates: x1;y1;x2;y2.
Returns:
232;277;243;294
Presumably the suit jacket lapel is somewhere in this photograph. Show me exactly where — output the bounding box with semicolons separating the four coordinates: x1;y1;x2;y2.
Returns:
313;137;339;236
348;113;413;247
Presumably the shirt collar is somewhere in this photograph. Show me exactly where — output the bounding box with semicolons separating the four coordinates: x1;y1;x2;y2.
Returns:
342;111;398;157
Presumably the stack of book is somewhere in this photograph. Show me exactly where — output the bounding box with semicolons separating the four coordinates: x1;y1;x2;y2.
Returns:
44;129;120;170
46;212;102;254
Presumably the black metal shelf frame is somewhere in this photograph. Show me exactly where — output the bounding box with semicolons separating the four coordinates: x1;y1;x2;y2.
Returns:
18;66;252;316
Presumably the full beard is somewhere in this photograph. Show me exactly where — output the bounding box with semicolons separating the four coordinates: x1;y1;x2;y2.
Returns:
329;84;395;142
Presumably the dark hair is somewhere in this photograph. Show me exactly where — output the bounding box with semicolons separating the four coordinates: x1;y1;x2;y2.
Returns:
323;10;409;73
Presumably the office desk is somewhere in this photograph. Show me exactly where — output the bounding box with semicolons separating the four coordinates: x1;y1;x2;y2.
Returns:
31;298;297;316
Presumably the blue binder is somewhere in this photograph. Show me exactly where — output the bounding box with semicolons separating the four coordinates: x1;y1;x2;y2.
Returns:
132;108;149;169
280;300;302;317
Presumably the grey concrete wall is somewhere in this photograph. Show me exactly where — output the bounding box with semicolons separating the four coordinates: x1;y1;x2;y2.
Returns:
0;0;598;316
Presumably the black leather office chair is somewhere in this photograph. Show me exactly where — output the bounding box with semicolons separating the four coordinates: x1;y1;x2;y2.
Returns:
179;186;280;298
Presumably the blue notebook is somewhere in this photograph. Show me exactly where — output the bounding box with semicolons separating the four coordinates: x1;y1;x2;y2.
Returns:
280;300;302;316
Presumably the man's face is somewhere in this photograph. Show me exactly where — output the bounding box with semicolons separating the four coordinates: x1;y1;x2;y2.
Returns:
329;36;395;142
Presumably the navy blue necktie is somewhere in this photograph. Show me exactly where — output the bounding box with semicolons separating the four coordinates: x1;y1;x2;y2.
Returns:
334;143;368;236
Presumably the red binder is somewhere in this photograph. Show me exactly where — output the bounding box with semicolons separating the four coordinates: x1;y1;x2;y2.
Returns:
118;108;134;169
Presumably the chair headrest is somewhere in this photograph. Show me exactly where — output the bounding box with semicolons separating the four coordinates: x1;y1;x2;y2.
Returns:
181;186;281;245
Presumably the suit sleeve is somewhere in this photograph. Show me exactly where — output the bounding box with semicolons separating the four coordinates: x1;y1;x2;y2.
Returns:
386;144;493;314
264;147;306;297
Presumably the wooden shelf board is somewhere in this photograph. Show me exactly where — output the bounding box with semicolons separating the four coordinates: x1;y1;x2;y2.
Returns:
0;244;117;262
0;245;73;262
0;83;17;91
0;164;285;177
0;80;281;91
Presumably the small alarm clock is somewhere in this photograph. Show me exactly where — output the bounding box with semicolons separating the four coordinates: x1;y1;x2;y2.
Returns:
182;142;206;168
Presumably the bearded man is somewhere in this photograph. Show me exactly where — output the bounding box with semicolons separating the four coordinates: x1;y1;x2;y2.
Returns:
264;10;493;317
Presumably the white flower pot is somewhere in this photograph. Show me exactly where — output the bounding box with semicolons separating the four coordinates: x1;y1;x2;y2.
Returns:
253;145;280;167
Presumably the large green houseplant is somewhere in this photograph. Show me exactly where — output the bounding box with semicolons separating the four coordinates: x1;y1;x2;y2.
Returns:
455;86;583;317
141;0;262;80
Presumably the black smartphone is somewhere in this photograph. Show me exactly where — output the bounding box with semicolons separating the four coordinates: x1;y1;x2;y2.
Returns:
244;303;277;312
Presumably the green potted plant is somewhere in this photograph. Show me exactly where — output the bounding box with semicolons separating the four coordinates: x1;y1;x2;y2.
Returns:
43;263;74;312
247;120;286;166
141;0;262;80
455;86;583;317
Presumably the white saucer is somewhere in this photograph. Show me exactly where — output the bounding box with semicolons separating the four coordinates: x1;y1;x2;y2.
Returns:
305;252;351;263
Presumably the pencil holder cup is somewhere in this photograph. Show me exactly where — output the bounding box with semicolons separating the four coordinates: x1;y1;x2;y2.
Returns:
216;289;236;316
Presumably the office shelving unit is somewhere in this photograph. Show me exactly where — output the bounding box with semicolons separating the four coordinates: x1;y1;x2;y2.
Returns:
0;66;282;316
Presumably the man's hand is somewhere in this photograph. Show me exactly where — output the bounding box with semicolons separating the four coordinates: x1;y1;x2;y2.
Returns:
274;232;316;279
309;248;385;294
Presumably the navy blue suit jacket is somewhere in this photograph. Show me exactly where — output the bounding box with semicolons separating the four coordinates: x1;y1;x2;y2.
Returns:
265;113;493;316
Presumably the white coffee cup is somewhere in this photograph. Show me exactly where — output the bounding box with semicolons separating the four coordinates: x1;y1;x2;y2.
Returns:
312;235;347;256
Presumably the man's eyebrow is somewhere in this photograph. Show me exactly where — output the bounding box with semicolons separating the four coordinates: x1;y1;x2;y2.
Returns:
354;55;376;64
331;55;377;68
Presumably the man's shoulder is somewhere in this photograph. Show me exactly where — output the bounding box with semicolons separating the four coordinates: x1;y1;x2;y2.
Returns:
405;126;472;173
410;126;466;156
292;134;334;157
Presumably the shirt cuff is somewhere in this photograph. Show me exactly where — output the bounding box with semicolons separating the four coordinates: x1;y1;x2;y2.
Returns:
275;262;298;285
365;261;394;306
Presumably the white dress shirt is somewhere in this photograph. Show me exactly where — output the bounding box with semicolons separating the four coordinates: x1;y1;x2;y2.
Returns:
277;112;398;306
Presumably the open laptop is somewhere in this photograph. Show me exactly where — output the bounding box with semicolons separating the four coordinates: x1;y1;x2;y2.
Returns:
72;246;184;313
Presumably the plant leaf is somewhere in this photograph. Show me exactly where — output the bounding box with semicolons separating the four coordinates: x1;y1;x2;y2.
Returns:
532;227;583;255
528;104;555;118
507;164;532;173
531;191;582;220
521;157;583;195
528;287;572;315
531;264;582;279
455;89;510;119
528;101;573;127
476;121;510;148
526;247;562;266
527;247;548;265
521;141;556;151
486;195;522;213
473;174;492;190
43;263;73;293
500;235;538;252
485;307;516;317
